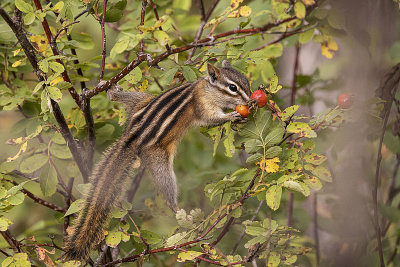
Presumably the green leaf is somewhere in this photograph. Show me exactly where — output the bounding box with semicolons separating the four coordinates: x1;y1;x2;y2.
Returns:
15;0;33;13
48;61;64;73
20;153;48;173
162;67;179;85
264;127;284;146
52;1;64;13
265;146;282;158
246;153;263;164
239;109;272;140
223;122;235;157
106;231;122;247
177;251;204;262
263;43;283;58
299;29;314;44
286;122;316;138
47;86;63;102
38;60;49;73
8;192;25;205
154;30;170;46
176;209;194;229
173;0;191;11
166;232;187;246
0;217;11;231
110;36;130;59
139;230;162;244
40;163;58;197
307;165;332;182
64;199;84;217
125;67;142;84
266;185;282;210
104;0;127;22
283;180;310;196
294;2;306;19
111;207;127;218
50;143;72;159
181;66;197;82
281;105;299;121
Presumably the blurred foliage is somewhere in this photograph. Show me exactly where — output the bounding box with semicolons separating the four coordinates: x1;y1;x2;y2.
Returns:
0;0;399;266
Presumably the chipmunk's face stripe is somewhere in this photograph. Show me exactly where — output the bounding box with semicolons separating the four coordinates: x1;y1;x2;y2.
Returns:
139;89;192;147
124;83;191;149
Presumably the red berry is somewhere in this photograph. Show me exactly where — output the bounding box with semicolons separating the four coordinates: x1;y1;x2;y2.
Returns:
337;93;353;109
236;105;250;118
250;90;268;107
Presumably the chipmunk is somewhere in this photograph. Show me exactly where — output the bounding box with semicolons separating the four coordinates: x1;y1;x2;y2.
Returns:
63;61;251;261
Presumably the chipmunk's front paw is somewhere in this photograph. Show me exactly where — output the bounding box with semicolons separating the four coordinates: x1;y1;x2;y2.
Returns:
248;98;258;110
228;111;248;123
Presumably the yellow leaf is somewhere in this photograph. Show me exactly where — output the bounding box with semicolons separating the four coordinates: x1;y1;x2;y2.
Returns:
30;35;48;53
301;0;315;6
139;79;148;92
294;2;306;19
13;49;22;56
239;6;252;17
321;37;338;59
105;63;121;70
12;59;23;67
230;0;244;9
257;157;280;173
50;76;63;86
7;141;27;162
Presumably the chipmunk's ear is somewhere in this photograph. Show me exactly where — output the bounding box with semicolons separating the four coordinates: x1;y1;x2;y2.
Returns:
207;63;220;82
222;60;231;68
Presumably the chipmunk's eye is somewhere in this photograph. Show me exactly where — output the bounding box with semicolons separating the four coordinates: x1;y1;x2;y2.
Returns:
228;84;238;92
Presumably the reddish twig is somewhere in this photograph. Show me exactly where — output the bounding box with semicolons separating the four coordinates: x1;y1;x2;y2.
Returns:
99;0;108;80
9;181;66;213
87;16;297;98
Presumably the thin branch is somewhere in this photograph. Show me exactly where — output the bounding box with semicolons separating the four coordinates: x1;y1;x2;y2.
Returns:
99;0;108;80
149;0;171;52
288;43;301;227
82;90;96;177
94;243;108;267
186;0;220;62
230;200;264;254
53;21;80;43
87;16;297;98
139;0;148;53
32;0;82;107
104;169;261;266
313;193;320;266
9;181;66;213
373;63;400;267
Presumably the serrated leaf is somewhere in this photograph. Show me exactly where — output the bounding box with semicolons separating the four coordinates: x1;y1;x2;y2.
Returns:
223;122;235;157
106;231;122;248
50;143;72;159
125;67;142;84
294;2;306;19
47;86;62;102
257;157;280;173
162;67;179;85
265;146;282;158
283;180;310;196
299;29;314;44
267;251;281;267
40;163;58;197
239;109;272;140
246;153;263;164
20;153;48;173
181;66;197;82
48;62;64;73
111;207;127;218
264;127;284;146
64;199;84;217
154;30;169;46
281;105;299;121
266;185;282;210
8;192;25;205
286;122;316;138
177;251;204;262
166;232;187;246
15;0;33;13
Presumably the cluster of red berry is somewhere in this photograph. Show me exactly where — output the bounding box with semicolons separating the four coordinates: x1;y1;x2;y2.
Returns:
236;90;268;118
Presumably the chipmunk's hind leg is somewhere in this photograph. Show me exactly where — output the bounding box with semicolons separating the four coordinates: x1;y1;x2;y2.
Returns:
142;148;178;212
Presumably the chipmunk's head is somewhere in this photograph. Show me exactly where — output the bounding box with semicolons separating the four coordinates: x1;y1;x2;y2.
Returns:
206;60;251;110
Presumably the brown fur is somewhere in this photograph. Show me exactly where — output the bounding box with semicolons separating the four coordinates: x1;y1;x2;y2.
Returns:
63;62;250;261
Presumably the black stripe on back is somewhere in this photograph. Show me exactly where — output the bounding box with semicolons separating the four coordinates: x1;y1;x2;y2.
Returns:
138;89;192;148
123;84;190;150
155;101;191;144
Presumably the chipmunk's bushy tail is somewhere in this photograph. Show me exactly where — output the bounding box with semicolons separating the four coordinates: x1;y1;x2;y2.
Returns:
63;140;140;261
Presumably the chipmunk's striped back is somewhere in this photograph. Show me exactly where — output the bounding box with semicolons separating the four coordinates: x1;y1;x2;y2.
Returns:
63;61;251;262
